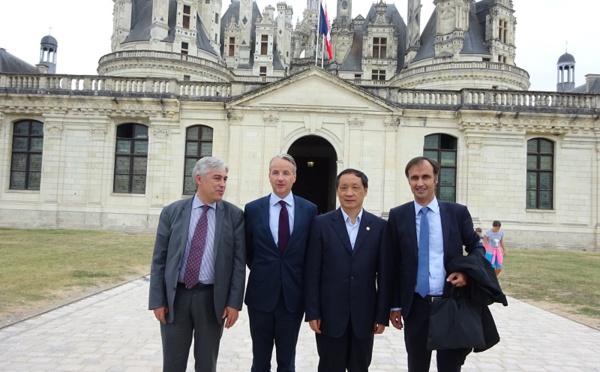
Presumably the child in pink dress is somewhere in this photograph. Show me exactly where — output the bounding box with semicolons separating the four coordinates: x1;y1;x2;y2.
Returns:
483;221;507;276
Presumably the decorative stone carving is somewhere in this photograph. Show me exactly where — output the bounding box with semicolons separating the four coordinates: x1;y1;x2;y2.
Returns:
152;127;170;140
227;110;243;122
348;116;364;127
263;112;280;125
384;116;401;129
90;125;108;139
45;123;64;138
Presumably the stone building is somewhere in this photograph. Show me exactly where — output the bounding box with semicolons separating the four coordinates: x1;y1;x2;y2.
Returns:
0;0;599;250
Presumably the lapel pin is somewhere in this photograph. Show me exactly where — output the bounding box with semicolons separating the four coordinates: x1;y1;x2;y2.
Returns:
366;227;370;231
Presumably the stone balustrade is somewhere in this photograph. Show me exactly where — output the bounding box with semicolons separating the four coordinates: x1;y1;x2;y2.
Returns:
1;72;599;112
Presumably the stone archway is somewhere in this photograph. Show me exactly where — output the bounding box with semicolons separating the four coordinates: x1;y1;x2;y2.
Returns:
288;135;337;214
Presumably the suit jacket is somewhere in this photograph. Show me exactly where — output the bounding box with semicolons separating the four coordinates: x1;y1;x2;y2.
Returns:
148;197;246;324
244;194;317;313
304;208;391;339
386;200;484;318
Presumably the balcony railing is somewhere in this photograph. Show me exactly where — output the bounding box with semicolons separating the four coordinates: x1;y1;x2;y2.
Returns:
1;73;598;112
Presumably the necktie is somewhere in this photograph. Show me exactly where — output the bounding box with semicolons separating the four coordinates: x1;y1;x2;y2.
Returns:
416;207;430;297
278;200;290;254
183;205;210;289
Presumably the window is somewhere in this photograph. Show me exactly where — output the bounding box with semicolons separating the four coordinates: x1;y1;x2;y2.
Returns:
527;138;554;209
183;126;214;195
261;35;269;55
181;42;189;55
10;120;43;190
372;37;387;59
229;37;235;56
423;134;457;202
498;55;506;63
114;123;148;194
183;5;191;29
215;13;219;24
499;19;507;43
259;66;267;76
371;69;385;81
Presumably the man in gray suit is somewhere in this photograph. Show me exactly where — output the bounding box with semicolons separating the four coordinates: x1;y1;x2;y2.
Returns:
149;156;246;372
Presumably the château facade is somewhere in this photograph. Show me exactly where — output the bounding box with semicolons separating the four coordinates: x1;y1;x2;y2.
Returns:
0;0;599;250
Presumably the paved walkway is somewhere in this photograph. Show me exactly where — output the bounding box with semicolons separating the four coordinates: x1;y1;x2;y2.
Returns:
1;278;599;371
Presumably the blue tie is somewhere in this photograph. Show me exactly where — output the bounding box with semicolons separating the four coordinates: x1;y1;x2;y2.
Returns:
416;207;430;297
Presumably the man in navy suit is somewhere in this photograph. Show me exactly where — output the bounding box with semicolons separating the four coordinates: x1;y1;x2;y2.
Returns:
244;154;317;372
304;169;390;372
387;157;485;372
149;156;246;372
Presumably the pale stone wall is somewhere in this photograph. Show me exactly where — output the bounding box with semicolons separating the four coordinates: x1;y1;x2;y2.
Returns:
0;70;598;250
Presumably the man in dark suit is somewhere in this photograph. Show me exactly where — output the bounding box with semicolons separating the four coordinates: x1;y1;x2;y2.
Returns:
149;156;246;372
305;168;390;372
387;156;485;372
244;154;317;372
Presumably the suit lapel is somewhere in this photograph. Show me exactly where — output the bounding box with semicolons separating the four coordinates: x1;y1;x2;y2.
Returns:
291;195;303;240
352;211;372;255
332;209;353;254
180;198;193;261
439;201;450;257
214;200;225;256
407;205;419;259
261;196;278;250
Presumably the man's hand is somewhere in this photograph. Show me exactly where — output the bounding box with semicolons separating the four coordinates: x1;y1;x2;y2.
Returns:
446;271;467;287
153;306;168;324
390;310;403;330
309;319;322;334
373;323;386;334
222;306;239;329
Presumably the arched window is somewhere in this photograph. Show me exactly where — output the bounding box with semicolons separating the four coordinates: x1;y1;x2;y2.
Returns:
423;134;457;202
10;120;43;190
183;125;214;195
114;123;148;194
527;138;554;209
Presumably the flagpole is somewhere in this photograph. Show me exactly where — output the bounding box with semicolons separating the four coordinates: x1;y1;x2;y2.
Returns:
315;0;321;66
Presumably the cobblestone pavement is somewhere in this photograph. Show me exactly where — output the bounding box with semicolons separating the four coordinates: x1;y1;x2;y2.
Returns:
1;278;599;371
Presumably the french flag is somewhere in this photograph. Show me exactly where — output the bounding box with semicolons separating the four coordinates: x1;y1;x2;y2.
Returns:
319;3;332;60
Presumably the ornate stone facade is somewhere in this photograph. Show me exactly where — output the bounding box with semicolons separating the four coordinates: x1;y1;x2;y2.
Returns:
0;0;599;250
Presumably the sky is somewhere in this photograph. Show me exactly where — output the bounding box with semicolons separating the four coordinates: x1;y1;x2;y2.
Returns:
0;0;597;92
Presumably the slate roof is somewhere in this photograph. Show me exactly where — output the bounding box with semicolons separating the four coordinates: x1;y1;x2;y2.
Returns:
557;52;575;64
340;4;407;73
219;0;284;70
0;48;39;74
413;0;491;63
123;0;218;56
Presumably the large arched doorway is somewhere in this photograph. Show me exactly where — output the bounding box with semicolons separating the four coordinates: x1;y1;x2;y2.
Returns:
288;136;337;214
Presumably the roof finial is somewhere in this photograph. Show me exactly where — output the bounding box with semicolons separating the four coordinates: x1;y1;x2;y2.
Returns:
565;40;568;53
48;26;53;36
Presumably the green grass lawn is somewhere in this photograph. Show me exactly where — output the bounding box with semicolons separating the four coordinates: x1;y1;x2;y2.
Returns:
499;249;600;318
1;228;599;327
0;228;155;323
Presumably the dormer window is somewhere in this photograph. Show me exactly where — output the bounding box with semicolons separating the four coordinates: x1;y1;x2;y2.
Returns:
373;37;387;59
499;19;507;43
261;35;268;55
229;37;235;56
183;5;191;29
